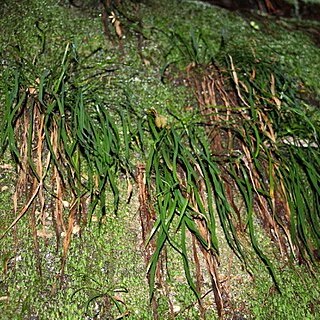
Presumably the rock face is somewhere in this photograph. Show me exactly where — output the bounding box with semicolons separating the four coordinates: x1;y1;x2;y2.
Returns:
66;0;320;21
202;0;320;20
202;0;290;13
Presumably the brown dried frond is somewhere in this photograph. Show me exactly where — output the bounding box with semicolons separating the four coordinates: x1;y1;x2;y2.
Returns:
136;163;161;319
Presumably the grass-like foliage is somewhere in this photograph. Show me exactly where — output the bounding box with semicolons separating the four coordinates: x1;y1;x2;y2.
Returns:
122;47;320;315
0;43;128;277
133;32;320;316
1;1;320;318
1;41;320;317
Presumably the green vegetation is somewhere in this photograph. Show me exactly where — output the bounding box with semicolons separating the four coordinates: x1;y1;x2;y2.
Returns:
250;264;320;319
1;0;320;319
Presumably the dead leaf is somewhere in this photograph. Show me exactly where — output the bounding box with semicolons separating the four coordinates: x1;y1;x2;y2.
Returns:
155;115;167;129
272;96;281;109
114;20;122;38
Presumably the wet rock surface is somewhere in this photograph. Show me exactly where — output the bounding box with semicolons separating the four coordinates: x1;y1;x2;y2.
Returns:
201;0;320;20
200;0;320;47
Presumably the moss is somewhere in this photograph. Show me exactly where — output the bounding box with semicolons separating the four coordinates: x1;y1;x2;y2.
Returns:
0;0;319;319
